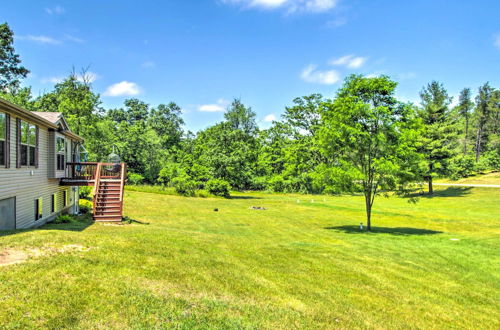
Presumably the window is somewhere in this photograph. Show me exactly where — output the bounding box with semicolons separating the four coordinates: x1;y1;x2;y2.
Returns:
0;113;5;166
51;193;57;213
57;136;65;171
63;190;68;207
35;198;43;221
20;121;37;167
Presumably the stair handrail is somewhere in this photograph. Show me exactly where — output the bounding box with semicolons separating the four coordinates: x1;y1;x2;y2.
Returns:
119;163;126;213
92;163;102;217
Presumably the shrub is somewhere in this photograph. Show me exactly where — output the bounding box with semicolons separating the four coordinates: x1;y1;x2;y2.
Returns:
449;155;476;179
53;214;75;224
205;179;231;197
79;186;92;199
172;176;197;196
478;151;500;171
79;199;92;214
268;175;286;192
128;172;145;185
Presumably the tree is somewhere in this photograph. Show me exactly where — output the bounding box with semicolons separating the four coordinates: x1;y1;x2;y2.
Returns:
0;23;29;91
223;99;257;135
319;75;421;230
457;88;473;154
149;102;184;149
418;81;456;194
474;83;494;162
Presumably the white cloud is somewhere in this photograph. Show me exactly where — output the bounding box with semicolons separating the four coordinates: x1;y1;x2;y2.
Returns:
398;72;416;80
325;17;347;28
198;98;230;112
77;72;100;83
41;72;99;84
301;64;340;85
365;70;385;78
64;34;85;43
16;35;61;45
141;61;156;68
330;55;367;69
264;114;276;122
494;34;500;49
45;5;65;15
103;81;141;97
41;76;64;84
221;0;337;13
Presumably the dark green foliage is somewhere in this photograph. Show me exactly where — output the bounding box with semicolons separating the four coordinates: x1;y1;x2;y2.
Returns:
0;23;29;91
205;179;231;197
53;214;75;224
128;173;145;185
172;176;197;196
449;155;476;179
79;186;92;199
418;81;457;194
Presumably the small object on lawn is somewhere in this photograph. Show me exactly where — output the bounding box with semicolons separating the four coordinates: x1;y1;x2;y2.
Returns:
297;199;300;203
450;238;460;241
250;206;266;210
360;222;364;230
214;208;218;212
311;199;314;203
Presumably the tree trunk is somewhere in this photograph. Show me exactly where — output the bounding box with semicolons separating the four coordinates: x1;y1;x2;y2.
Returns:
475;127;482;162
464;117;469;155
365;193;372;231
428;163;433;195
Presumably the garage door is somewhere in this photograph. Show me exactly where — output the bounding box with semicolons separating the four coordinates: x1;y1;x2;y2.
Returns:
0;197;16;230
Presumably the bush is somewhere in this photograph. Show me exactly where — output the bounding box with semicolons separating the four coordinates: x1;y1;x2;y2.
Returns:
79;199;92;214
172;176;197;196
53;214;75;224
79;186;92;199
449;155;476;179
205;179;231;197
128;172;145;185
268;175;286;192
478;151;500;171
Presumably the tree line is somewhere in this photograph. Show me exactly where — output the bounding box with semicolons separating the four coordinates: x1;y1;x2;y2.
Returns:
1;22;499;228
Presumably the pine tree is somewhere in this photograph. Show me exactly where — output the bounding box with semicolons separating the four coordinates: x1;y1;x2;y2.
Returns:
418;81;457;194
458;88;474;154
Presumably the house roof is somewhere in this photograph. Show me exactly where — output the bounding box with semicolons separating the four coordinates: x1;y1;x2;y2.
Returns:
31;111;62;124
0;98;84;142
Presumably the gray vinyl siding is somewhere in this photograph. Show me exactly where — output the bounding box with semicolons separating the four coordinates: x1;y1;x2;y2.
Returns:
0;107;77;229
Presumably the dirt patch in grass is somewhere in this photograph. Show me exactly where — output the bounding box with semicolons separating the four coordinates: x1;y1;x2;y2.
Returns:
0;244;91;267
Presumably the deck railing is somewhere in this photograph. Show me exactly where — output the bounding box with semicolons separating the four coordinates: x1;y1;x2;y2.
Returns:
64;162;125;181
66;162;99;181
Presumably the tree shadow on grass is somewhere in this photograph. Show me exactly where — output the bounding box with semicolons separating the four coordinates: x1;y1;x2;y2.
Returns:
325;225;442;236
405;186;473;199
0;215;94;237
228;196;262;200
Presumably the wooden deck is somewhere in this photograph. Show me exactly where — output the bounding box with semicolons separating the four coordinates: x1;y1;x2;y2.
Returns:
60;162;127;222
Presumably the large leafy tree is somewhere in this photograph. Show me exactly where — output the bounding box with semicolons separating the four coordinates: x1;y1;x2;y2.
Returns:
418;81;457;194
319;75;421;230
0;23;29;91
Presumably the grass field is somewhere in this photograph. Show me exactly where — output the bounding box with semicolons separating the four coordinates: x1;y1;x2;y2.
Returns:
436;171;500;185
0;187;498;328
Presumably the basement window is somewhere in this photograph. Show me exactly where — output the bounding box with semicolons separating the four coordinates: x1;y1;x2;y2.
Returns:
35;198;43;221
0;112;5;166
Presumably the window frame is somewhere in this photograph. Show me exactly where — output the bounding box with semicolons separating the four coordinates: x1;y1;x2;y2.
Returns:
0;112;5;166
63;190;68;207
35;198;43;221
56;136;66;171
20;120;37;167
51;193;57;213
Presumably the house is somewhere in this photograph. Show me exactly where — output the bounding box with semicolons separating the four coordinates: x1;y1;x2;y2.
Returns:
0;98;126;230
0;98;84;229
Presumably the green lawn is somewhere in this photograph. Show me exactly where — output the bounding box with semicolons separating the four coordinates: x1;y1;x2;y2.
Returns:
436;171;500;185
0;187;498;328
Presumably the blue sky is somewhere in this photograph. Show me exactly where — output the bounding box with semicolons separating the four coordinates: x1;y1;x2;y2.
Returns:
3;0;500;132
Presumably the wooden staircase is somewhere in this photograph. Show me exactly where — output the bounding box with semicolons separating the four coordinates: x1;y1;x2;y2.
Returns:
92;163;126;222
